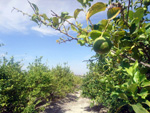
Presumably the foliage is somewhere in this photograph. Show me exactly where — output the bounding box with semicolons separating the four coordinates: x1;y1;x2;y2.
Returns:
14;0;150;112
82;58;150;112
0;57;81;113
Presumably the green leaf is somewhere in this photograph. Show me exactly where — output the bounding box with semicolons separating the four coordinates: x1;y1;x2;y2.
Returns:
32;14;38;20
78;34;87;38
145;23;150;33
61;12;69;17
144;100;150;107
142;81;150;87
134;8;144;24
125;67;133;76
134;71;146;83
128;83;138;94
41;14;48;20
133;60;138;71
78;40;85;46
130;23;136;34
31;14;39;24
64;16;73;20
100;19;108;27
89;30;102;40
74;9;83;19
52;17;59;27
71;25;77;32
86;2;107;20
113;30;125;40
133;71;141;83
119;93;128;101
138;88;149;99
129;10;134;20
31;3;39;14
111;91;119;97
131;103;149;113
107;7;121;20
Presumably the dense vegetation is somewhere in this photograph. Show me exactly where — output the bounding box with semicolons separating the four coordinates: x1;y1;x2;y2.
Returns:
0;57;81;113
12;0;150;112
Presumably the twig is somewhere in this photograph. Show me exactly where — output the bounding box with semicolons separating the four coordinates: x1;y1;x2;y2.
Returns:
127;0;131;23
27;1;36;14
51;10;89;34
121;9;130;28
83;58;99;62
13;8;78;43
12;7;32;17
101;20;110;37
88;19;94;30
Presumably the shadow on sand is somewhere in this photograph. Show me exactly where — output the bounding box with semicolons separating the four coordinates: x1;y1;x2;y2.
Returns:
41;91;107;113
43;92;79;113
84;104;107;113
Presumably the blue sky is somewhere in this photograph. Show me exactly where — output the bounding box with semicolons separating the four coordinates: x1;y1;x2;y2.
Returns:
0;0;108;75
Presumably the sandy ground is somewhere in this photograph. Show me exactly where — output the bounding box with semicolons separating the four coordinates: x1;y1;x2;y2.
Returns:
41;90;108;113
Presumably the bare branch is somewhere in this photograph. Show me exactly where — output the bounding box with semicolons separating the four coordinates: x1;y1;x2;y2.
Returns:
88;19;94;30
12;7;32;17
127;0;131;23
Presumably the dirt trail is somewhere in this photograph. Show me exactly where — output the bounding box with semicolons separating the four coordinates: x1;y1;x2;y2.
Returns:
41;90;107;113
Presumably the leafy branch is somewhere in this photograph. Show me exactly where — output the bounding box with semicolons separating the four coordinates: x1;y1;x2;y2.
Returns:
111;50;150;68
12;7;79;43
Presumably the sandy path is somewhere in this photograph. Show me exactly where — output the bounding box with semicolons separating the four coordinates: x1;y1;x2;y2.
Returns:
41;90;107;113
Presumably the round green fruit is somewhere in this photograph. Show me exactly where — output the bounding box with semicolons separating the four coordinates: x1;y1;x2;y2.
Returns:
93;36;112;54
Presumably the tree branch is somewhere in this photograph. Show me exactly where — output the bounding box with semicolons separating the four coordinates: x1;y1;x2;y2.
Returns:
111;50;150;68
51;10;89;34
127;0;131;23
13;8;78;43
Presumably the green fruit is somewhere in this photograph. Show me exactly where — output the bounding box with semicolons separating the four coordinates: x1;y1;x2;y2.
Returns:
93;36;112;54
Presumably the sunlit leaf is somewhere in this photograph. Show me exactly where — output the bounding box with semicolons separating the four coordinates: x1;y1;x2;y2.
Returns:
52;17;59;27
134;8;144;24
131;103;149;113
31;14;39;24
142;81;150;87
71;25;77;32
41;14;48;20
144;100;150;107
89;30;102;40
86;2;107;20
125;67;133;76
107;7;121;20
74;9;83;19
78;40;85;46
138;88;148;99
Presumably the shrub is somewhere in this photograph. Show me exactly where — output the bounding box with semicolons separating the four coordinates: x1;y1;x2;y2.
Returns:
0;57;81;113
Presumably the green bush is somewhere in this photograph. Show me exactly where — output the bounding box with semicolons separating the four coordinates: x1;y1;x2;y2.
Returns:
0;57;81;113
82;56;150;113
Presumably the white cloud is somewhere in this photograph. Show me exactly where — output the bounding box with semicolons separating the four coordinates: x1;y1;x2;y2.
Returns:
0;0;109;35
0;0;79;34
31;25;60;35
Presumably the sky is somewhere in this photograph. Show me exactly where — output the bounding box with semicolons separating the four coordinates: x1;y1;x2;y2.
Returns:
0;0;108;75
